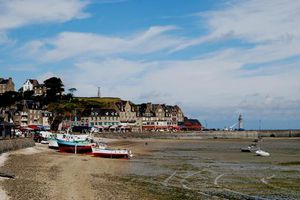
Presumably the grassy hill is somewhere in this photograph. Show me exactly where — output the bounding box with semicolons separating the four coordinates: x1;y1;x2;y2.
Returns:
47;97;122;117
76;97;121;109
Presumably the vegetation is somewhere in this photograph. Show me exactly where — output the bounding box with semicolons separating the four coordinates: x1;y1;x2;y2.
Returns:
44;77;64;103
0;76;124;130
77;97;121;109
0;91;22;107
47;97;121;130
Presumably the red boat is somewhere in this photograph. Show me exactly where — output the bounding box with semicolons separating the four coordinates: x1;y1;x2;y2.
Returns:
57;139;94;153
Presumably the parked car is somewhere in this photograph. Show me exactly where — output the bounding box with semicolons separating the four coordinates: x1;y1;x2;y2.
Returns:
33;131;43;142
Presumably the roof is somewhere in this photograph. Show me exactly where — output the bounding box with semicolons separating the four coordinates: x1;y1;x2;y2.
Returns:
82;108;119;117
0;79;10;84
25;79;39;86
115;100;135;112
184;118;202;126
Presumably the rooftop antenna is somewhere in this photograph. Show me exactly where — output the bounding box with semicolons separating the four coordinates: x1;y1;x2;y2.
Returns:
97;87;101;98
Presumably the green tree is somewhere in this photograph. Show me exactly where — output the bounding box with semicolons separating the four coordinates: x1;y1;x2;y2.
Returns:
44;77;64;102
23;90;34;100
0;91;21;107
68;88;77;96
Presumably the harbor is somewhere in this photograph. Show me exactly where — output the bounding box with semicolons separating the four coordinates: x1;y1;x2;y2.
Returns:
1;1;300;199
1;136;299;200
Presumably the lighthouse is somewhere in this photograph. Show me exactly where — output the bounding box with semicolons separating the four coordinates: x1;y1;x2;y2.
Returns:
238;114;243;130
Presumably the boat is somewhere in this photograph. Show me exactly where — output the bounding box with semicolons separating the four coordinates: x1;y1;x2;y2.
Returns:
241;144;258;152
57;139;95;153
92;145;133;159
48;139;59;149
48;134;91;149
256;150;270;157
41;140;49;144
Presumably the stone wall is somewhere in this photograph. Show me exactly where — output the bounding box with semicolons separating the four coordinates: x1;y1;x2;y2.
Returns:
0;138;35;154
149;130;300;139
257;130;300;137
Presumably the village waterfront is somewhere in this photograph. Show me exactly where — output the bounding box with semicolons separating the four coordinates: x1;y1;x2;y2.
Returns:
1;134;300;200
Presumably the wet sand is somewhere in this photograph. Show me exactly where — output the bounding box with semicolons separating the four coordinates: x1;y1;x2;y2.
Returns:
0;138;300;200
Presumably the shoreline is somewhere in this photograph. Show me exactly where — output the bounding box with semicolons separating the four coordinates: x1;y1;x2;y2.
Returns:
1;137;299;200
0;153;9;200
0;144;49;200
93;129;300;140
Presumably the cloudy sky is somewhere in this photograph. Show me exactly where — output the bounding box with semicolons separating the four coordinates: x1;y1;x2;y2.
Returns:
1;0;300;129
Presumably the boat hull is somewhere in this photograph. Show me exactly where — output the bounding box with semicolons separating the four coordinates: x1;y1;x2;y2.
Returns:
48;140;59;149
92;147;132;159
241;148;251;152
93;152;130;158
57;140;93;153
256;150;270;157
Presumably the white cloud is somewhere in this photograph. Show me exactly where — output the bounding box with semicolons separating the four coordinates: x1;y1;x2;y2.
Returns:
56;51;300;110
22;26;181;61
0;0;89;31
37;72;59;84
61;58;148;97
204;0;300;43
174;0;300;56
8;0;300;128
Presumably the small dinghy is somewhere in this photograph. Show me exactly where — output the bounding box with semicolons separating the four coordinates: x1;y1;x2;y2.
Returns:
92;142;133;159
241;144;258;152
41;140;49;144
255;150;270;157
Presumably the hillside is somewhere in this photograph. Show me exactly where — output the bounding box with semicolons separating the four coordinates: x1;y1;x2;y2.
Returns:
76;97;121;109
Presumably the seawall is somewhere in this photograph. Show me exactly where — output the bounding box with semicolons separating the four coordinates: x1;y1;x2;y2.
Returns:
155;130;300;139
0;138;35;154
98;130;300;139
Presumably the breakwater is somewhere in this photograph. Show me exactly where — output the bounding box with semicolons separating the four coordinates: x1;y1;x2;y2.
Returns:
0;138;35;154
97;130;300;139
158;130;300;139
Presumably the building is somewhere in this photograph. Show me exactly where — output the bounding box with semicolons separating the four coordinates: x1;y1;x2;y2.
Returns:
115;101;137;126
41;111;52;128
0;117;14;138
12;100;51;127
81;108;120;129
179;117;202;131
135;103;184;131
0;77;15;94
22;79;46;96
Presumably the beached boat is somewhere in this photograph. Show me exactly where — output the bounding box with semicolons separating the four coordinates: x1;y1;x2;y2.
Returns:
48;134;91;149
57;139;95;153
256;150;270;157
92;146;133;159
48;139;59;149
48;134;65;149
241;144;258;152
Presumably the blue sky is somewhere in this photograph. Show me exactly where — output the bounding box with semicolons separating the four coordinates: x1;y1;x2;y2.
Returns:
1;0;300;129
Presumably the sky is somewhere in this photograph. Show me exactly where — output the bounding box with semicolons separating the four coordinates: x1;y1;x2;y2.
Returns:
1;0;300;129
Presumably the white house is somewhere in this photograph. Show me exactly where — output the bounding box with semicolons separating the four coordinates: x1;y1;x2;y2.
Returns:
23;79;46;96
23;79;38;92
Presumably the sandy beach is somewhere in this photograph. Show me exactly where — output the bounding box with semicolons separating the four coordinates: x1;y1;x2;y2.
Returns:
0;137;300;200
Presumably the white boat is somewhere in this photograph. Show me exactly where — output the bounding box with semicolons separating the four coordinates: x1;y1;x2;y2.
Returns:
241;144;258;152
92;145;133;159
41;140;49;144
40;131;53;139
256;150;270;157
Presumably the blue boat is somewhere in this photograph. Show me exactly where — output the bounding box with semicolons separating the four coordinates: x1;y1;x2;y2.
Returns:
57;139;94;153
